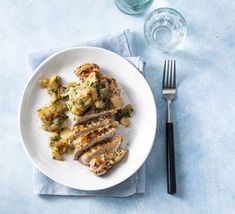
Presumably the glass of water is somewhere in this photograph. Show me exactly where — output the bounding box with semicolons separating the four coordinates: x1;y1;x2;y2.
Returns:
144;8;187;52
115;0;153;15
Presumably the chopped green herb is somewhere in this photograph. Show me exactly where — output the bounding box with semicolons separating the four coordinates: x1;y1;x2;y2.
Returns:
79;99;85;106
55;76;61;83
114;104;133;121
48;88;58;95
49;133;61;147
51;100;57;106
52;118;61;126
122;104;133;117
67;103;72;111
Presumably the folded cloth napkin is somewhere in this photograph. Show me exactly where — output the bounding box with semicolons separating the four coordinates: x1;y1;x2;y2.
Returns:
29;30;146;197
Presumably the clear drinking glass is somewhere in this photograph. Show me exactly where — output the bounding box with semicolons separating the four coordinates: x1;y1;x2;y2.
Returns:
144;8;187;52
115;0;154;15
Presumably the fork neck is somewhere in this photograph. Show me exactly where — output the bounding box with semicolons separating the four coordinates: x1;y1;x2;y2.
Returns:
167;100;173;123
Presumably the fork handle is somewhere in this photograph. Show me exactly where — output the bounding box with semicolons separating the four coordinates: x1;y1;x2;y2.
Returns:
166;122;176;194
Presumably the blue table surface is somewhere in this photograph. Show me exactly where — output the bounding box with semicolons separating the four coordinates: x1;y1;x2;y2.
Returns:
1;0;235;213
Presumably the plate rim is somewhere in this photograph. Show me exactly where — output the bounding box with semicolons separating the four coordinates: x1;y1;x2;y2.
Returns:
19;46;157;190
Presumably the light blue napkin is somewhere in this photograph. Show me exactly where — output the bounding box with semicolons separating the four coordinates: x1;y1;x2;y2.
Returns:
29;30;146;197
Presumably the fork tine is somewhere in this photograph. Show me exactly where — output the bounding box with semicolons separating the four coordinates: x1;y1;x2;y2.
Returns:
166;60;170;87
170;60;173;87
173;60;176;88
162;60;166;88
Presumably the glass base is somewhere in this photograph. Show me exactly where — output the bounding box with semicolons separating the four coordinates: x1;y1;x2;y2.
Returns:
115;0;153;15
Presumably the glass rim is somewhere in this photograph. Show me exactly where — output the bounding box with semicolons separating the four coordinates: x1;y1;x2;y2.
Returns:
145;7;187;26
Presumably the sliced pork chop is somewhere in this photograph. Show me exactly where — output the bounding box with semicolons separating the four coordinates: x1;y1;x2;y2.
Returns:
79;135;123;165
73;109;117;125
69;116;112;144
89;149;128;176
73;122;119;160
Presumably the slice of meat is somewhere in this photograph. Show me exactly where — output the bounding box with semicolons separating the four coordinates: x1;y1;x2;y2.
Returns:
73;122;119;160
69;117;112;144
89;149;128;176
110;95;124;109
73;109;117;125
79;135;123;165
73;116;112;134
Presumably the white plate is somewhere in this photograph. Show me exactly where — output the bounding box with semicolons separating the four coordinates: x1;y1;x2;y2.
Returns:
19;47;157;191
